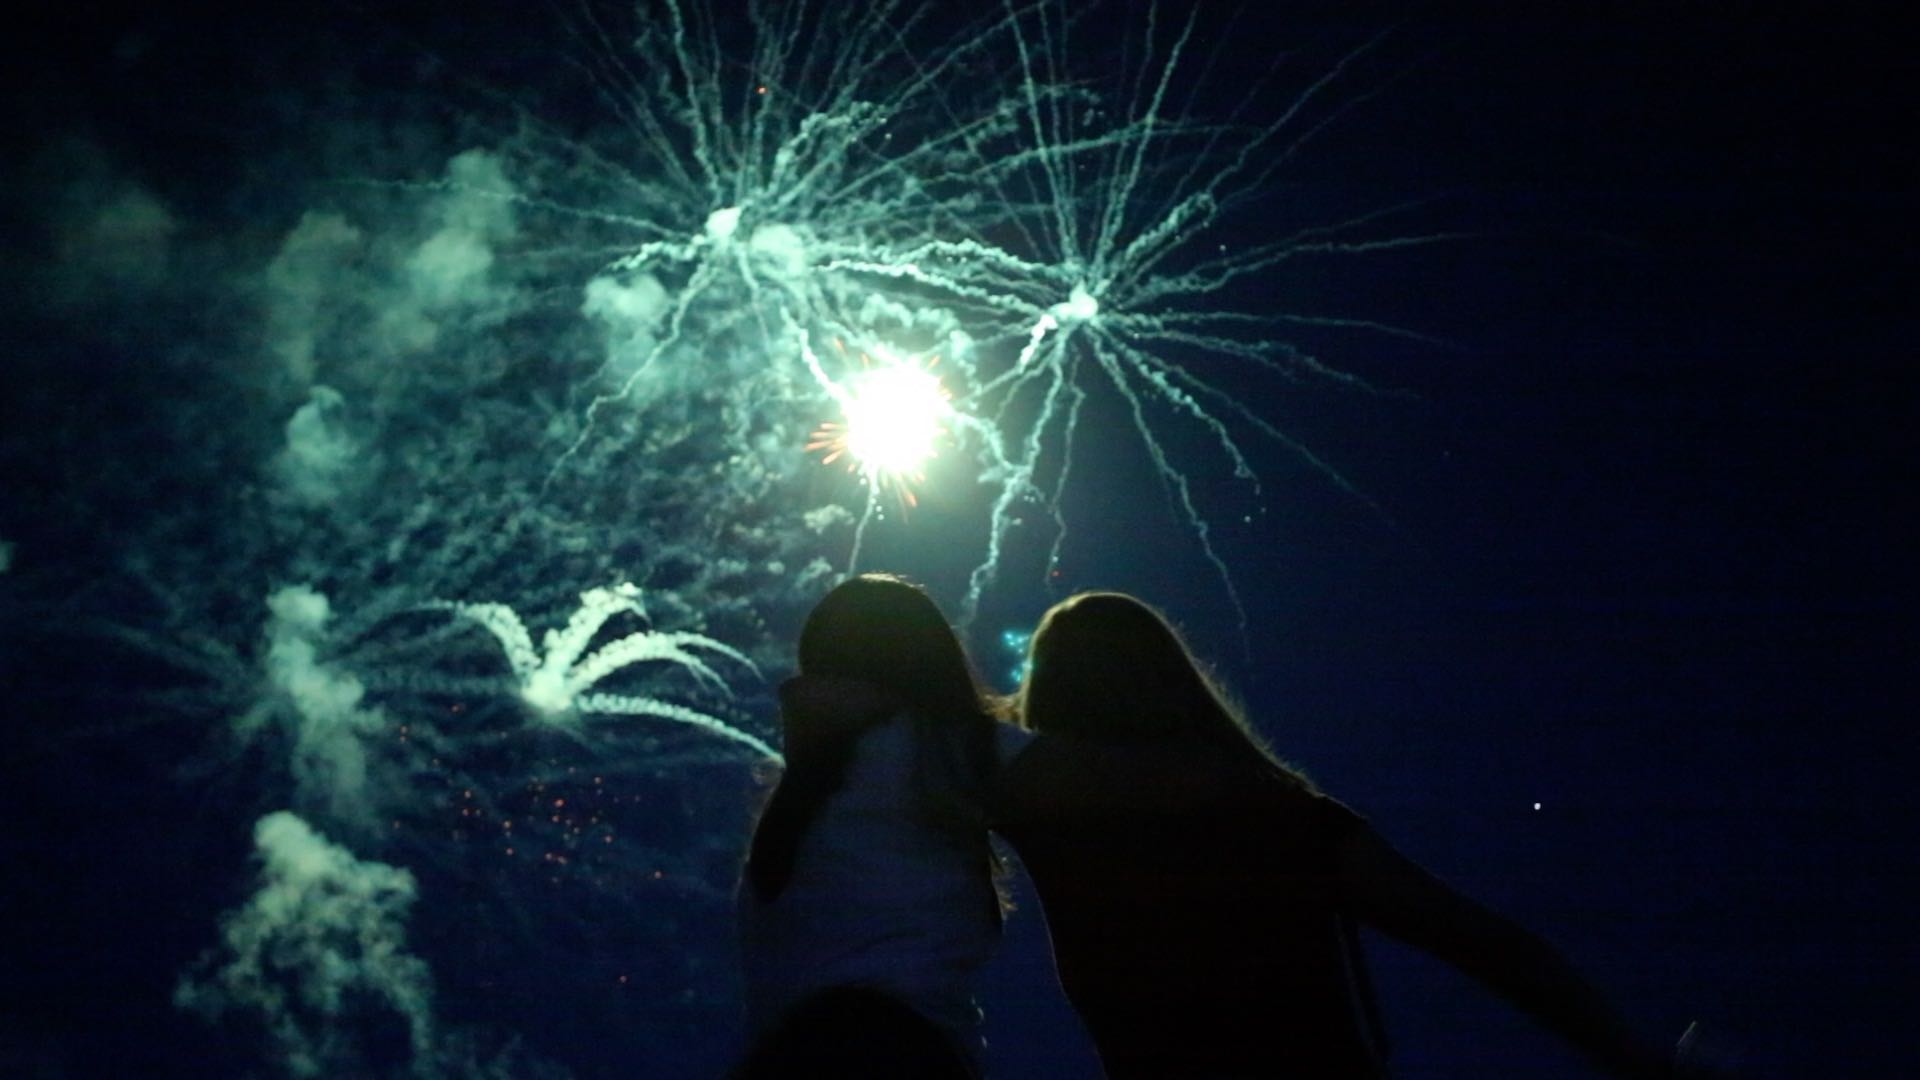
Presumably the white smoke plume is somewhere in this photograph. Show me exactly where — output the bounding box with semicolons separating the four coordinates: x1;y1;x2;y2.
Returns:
174;811;436;1078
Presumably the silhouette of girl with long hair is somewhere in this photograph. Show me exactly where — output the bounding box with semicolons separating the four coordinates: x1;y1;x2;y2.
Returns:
735;574;1029;1078
990;591;1693;1078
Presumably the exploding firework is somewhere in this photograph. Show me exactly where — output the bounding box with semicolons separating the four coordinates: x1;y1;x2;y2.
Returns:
483;0;1450;626
807;346;954;509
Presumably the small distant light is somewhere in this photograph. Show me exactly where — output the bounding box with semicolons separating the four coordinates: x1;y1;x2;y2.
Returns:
1532;802;1542;811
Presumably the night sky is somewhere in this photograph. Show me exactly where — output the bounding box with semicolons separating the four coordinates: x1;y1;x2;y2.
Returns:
3;3;1913;1077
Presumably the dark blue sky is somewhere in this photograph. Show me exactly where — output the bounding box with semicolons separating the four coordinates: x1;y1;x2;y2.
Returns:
3;3;1913;1076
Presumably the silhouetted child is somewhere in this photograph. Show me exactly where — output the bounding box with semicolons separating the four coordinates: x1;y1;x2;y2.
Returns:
735;575;1030;1077
988;591;1701;1078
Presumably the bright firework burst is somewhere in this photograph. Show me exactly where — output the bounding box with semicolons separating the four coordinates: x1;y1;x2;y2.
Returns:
808;347;953;509
486;0;1452;625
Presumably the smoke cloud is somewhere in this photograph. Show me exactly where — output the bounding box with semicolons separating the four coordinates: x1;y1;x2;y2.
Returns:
175;811;436;1078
